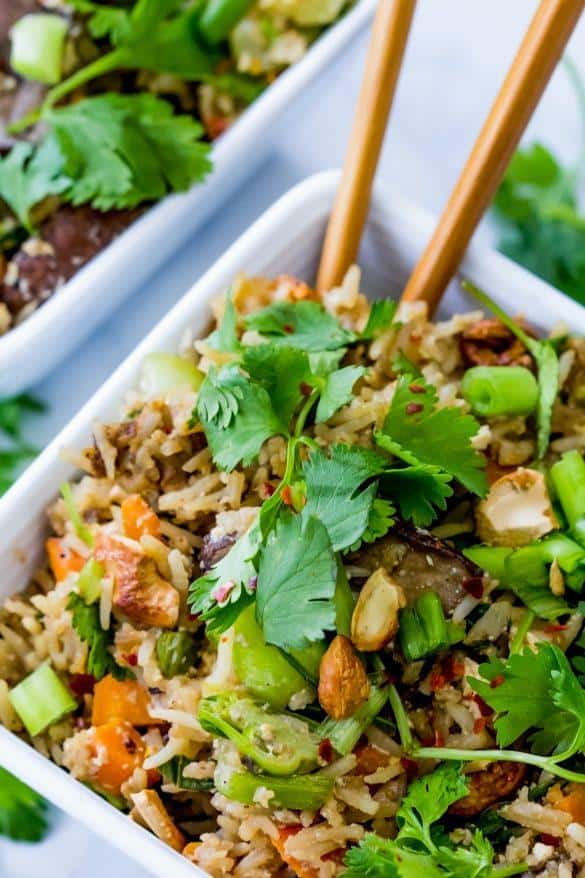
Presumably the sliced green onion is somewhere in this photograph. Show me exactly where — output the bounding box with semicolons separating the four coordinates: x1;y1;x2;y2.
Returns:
10;664;76;736
464;545;512;583
198;0;256;45
551;450;585;546
10;14;68;86
60;482;93;547
399;592;463;662
155;631;198;678
140;353;204;396
461;366;539;417
216;765;334;810
77;558;105;604
319;685;388;756
160;756;214;792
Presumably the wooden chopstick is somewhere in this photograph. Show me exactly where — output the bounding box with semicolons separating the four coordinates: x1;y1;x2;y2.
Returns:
400;0;584;311
316;0;417;293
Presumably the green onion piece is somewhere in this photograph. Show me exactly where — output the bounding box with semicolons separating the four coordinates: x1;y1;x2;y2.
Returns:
334;563;354;637
464;545;512;583
399;592;463;662
461;366;539;417
77;558;105;604
160;756;214;791
60;482;93;547
155;631;198;678
198;0;256;45
551;450;585;546
216;766;334;810
319;685;388;756
10;14;68;85
140;353;204;396
9;664;76;736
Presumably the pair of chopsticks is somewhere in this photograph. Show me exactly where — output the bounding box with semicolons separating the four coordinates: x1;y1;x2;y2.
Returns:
317;0;585;311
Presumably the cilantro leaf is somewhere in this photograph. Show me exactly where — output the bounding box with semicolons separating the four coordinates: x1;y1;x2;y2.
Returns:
188;524;260;636
380;464;453;528
396;762;469;851
0;394;45;496
207;292;243;355
67;593;129;681
351;497;396;550
0;766;49;842
344;835;442;878
470;643;585;757
256;511;337;650
315;365;366;422
0;139;70;231
46;94;211;211
196;364;285;470
244;301;355;352
302;445;388;551
376;375;487;496
242;344;311;428
360;299;398;339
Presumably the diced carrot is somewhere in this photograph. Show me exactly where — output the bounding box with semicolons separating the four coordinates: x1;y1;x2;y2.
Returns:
272;827;320;878
89;720;145;795
46;537;85;582
121;495;161;541
92;675;156;727
555;784;585;825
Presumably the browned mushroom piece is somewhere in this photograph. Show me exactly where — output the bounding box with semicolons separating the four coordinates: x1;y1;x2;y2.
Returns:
352;522;483;613
459;318;533;368
448;762;527;817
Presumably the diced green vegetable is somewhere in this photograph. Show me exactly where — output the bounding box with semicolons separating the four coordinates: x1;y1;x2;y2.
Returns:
233;605;322;710
320;685;389;756
141;353;204;396
550;450;585;546
215;762;334;810
334;563;354;636
198;0;257;46
60;482;93;547
464;545;512;583
160;756;214;792
198;693;320;775
399;593;463;662
155;631;198;678
505;533;585;592
10;14;68;85
0;766;49;842
461;366;539;417
77;558;105;604
9;664;76;736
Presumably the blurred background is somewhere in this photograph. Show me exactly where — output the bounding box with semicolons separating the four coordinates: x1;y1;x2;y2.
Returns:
2;1;585;875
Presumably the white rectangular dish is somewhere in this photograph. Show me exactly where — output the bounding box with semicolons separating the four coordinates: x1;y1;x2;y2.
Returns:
1;170;584;878
0;0;375;398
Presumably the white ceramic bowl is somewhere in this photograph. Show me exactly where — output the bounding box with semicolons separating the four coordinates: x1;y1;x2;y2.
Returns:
0;1;375;397
1;171;584;877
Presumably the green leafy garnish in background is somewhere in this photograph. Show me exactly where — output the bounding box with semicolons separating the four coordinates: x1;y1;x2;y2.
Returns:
0;394;45;495
492;58;585;307
0;765;49;843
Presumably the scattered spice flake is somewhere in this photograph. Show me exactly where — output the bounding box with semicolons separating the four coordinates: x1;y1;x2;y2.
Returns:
463;576;484;599
406;402;424;415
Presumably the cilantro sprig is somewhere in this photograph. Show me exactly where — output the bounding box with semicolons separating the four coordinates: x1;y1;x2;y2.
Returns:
0;766;49;843
67;593;130;681
0;394;45;495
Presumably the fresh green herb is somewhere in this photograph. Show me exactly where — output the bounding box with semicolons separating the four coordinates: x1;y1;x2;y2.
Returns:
0;139;69;231
462;281;560;459
207;292;243;355
0;394;46;495
319;685;389;756
155;631;198;678
9;664;77;737
360;299;398;339
551;450;585;546
314;365;366;422
198;0;256;45
241;344;312;427
77;558;105;604
0;766;49;842
199;693;320;775
380;463;452;529
399;592;464;662
256;511;338;652
67;593;129;681
160;756;214;792
244;300;356;351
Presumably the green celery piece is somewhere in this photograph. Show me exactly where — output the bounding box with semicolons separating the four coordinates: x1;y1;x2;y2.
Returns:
550;450;585;546
155;631;198;678
77;558;105;604
9;664;76;736
464;545;512;583
320;686;389;756
140;353;203;395
215;764;334;810
198;693;320;776
10;14;68;85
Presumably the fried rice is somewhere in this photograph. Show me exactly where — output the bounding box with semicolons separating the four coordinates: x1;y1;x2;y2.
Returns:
1;268;585;877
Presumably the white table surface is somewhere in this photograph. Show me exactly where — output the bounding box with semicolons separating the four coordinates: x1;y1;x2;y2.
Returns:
3;1;585;875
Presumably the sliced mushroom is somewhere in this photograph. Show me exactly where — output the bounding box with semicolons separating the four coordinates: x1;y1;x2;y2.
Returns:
352;523;483;613
95;534;179;628
130;790;185;851
448;762;527;817
475;468;558;547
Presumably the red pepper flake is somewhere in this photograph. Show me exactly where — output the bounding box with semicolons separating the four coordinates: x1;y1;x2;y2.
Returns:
539;833;561;848
471;693;493;717
124;653;138;667
490;674;505;689
409;383;426;394
283;323;295;334
430;671;446;692
433;729;445;747
400;757;418;780
281;485;293;506
261;482;275;498
69;673;96;697
318;738;334;763
406;402;424;415
300;382;313;396
463;576;484;599
473;716;489;734
543;623;568;633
